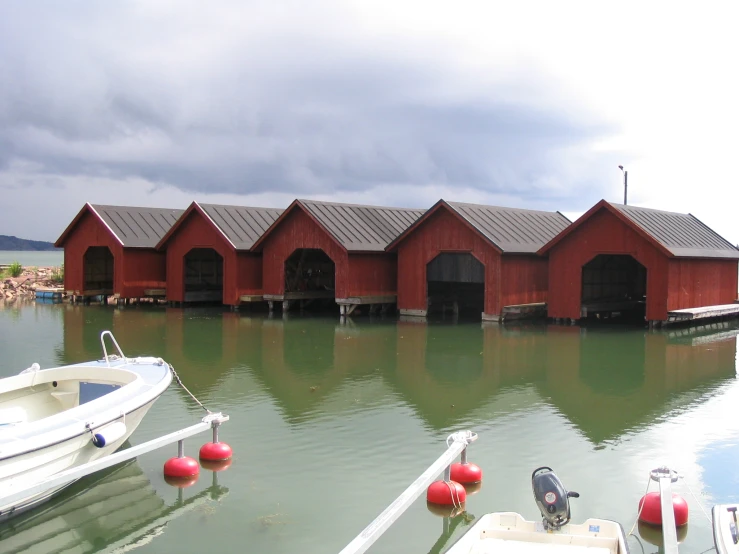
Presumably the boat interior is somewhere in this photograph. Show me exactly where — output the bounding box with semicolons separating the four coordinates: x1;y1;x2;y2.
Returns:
0;367;135;425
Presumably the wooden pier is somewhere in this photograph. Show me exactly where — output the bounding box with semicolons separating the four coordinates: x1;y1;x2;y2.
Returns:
335;295;396;316
264;290;335;312
664;303;739;325
501;302;548;322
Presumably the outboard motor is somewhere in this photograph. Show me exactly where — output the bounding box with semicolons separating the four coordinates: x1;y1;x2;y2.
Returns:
531;466;580;530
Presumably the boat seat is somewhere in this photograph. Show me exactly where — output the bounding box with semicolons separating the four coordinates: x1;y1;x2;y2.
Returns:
0;406;28;426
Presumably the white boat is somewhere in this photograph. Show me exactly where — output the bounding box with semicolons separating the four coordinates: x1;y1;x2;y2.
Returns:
444;467;630;554
713;504;739;553
0;331;172;519
339;433;632;554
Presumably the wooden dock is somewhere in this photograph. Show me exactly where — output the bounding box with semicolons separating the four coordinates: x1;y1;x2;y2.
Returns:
335;295;397;316
665;303;739;325
264;290;335;312
501;302;547;321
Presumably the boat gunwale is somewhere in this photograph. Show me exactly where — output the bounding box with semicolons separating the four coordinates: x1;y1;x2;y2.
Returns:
0;359;172;461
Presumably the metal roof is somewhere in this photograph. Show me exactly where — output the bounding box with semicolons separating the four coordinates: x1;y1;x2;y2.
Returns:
198;204;283;250
446;201;572;253
613;204;739;258
89;204;184;248
299;200;426;252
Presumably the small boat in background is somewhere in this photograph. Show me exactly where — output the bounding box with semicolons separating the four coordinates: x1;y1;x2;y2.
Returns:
713;504;739;554
0;331;172;519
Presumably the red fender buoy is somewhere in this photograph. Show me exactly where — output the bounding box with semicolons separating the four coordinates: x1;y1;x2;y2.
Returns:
427;480;466;506
164;473;199;488
638;492;689;527
450;462;483;484
200;458;233;472
200;441;233;462
164;456;200;479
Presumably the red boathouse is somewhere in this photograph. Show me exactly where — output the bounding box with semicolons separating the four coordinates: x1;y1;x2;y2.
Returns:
55;203;183;302
252;199;425;314
156;202;282;307
386;200;571;321
539;200;739;325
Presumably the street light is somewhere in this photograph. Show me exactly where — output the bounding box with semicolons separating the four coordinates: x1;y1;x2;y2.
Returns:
618;165;628;205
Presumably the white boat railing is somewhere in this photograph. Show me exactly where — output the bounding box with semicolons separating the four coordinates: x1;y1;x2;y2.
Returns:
338;430;477;554
0;412;229;510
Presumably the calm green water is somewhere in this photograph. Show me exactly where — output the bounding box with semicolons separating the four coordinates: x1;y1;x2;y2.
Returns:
0;301;737;554
0;251;63;267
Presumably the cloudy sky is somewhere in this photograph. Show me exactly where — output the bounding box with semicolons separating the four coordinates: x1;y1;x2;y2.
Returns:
1;1;737;245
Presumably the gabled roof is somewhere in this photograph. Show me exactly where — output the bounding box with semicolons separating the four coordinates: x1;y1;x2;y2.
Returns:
252;199;426;252
156;202;283;251
386;199;571;253
55;203;184;248
538;200;739;259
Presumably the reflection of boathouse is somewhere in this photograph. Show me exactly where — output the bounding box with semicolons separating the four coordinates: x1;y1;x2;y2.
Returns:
538;323;738;444
156;202;282;307
252;199;424;314
387;201;570;321
540;200;739;326
55;203;183;302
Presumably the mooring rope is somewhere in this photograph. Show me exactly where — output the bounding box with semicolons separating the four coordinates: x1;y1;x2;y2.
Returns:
168;363;213;414
627;472;653;537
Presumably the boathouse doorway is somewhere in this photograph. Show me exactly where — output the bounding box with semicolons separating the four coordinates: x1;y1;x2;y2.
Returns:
283;249;336;310
580;254;647;321
83;246;114;292
426;253;485;318
184;248;223;303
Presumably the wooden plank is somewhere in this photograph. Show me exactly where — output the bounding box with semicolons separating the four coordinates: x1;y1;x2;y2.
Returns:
143;289;166;297
239;294;264;302
666;303;739;322
263;291;335;301
335;295;397;305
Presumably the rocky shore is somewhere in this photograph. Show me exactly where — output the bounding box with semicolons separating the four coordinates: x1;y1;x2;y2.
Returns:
1;266;63;302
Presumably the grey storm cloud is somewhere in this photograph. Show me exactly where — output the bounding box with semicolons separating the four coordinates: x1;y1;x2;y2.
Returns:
0;2;618;206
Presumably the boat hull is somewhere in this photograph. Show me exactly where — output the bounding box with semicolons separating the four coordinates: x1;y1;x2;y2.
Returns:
0;396;159;519
713;504;739;554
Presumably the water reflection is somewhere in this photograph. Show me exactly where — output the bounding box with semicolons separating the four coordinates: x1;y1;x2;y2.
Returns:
58;307;738;445
0;458;228;554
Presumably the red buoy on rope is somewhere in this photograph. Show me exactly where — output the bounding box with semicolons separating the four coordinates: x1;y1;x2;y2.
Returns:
164;456;200;479
200;441;233;462
450;462;483;484
427;480;466;506
427;501;466;518
638;492;689;527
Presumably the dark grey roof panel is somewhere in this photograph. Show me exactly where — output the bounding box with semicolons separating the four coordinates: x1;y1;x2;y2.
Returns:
613;204;739;259
447;202;571;253
199;204;283;250
300;200;425;251
90;205;184;248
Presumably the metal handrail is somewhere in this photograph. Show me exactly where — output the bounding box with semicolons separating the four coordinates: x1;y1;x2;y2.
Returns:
100;330;126;365
338;430;477;554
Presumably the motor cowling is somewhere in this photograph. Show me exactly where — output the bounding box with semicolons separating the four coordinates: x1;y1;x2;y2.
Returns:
532;467;579;530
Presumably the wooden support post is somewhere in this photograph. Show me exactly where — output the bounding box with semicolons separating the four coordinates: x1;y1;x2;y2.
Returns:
268;301;274;312
282;300;291;312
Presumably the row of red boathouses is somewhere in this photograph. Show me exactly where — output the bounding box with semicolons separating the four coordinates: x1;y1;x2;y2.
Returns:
54;198;739;326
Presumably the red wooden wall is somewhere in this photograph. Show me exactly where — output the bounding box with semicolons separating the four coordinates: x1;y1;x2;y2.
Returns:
546;208;670;321
162;210;263;305
260;207;398;298
667;258;738;310
396;207;548;317
61;210;167;297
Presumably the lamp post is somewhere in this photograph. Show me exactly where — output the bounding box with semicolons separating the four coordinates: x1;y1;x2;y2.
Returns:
618;165;628;205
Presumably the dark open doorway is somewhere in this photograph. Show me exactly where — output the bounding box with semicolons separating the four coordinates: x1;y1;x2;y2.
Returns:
581;254;646;322
83;246;114;292
184;248;223;303
426;253;485;318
